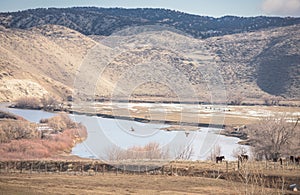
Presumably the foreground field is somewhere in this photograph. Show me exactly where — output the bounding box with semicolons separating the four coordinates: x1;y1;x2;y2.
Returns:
0;160;299;195
0;172;290;195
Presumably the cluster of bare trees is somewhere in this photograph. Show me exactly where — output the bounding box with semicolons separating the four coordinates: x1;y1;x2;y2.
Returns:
246;114;299;161
40;113;80;133
14;95;61;111
106;142;169;161
0;121;39;143
207;144;221;161
262;95;283;106
14;97;41;109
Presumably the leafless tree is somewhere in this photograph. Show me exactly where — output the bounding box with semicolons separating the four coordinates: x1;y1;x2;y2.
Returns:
229;94;244;105
246;114;299;161
263;95;283;106
207;144;221;161
14;97;41;109
232;145;248;159
175;144;194;160
106;142;169;161
41;95;60;111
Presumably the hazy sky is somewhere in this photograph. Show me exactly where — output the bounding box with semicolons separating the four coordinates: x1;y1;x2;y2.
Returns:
0;0;299;17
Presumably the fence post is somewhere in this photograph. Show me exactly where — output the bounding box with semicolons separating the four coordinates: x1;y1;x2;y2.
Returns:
138;165;141;175
14;161;17;173
59;163;62;173
19;161;22;173
226;161;228;173
30;161;33;174
6;161;9;173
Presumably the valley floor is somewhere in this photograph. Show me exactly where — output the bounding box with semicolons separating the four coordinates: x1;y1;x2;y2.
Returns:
0;172;286;195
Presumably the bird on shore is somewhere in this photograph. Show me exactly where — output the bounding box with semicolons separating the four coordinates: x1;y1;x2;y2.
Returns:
131;126;135;131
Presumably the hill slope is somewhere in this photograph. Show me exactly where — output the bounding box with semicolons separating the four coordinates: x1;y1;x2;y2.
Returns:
0;25;96;101
0;23;299;102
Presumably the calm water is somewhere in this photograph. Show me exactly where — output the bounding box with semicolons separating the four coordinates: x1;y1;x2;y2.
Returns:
2;106;250;161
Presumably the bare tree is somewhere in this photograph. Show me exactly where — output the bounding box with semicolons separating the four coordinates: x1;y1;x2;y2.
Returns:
41;95;60;111
14;97;41;109
228;94;244;105
207;144;221;161
106;142;169;161
175;144;194;160
246;114;299;161
263;95;283;106
232;145;248;159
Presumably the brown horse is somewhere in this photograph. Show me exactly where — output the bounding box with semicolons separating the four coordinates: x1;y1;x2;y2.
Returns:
216;156;225;163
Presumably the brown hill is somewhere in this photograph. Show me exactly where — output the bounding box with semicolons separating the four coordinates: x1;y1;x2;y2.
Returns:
0;24;299;103
0;25;95;101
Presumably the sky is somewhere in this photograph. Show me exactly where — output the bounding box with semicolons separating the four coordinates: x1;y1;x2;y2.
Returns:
0;0;299;17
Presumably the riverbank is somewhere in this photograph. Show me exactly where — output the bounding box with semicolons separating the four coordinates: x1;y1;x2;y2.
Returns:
3;101;300;127
70;101;300;126
0;111;87;161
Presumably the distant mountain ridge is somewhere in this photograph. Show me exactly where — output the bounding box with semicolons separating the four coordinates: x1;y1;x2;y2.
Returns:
1;7;300;38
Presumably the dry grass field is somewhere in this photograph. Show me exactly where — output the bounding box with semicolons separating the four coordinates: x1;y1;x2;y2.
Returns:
0;160;299;195
0;172;290;195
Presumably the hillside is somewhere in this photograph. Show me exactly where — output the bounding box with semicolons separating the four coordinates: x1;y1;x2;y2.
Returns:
73;24;300;102
0;25;96;101
0;13;299;103
1;7;300;38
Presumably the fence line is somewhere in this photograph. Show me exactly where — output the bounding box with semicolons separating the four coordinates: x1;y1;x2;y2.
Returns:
0;160;299;176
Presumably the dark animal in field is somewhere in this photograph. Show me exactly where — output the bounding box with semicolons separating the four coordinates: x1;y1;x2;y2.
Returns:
295;156;300;165
290;156;295;163
277;157;290;165
216;156;225;163
238;154;248;162
289;156;300;165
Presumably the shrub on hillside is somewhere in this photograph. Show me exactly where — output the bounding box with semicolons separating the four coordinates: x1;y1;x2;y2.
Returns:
41;95;60;111
0;121;39;143
14;97;41;109
40;113;79;132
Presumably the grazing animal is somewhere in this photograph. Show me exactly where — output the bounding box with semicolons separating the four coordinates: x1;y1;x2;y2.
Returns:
184;131;190;137
295;156;300;165
278;157;288;165
290;156;295;163
216;156;225;163
289;156;300;165
238;154;248;162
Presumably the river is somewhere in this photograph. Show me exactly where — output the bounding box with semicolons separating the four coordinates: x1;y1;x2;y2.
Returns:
1;105;250;161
